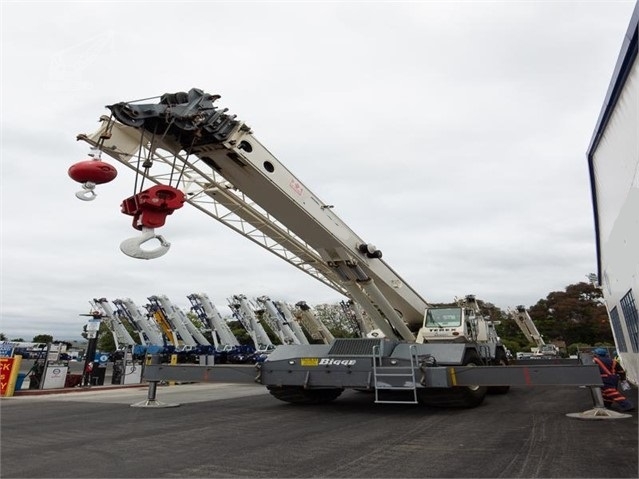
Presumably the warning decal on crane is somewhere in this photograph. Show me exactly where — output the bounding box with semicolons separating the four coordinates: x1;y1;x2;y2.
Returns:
300;358;319;366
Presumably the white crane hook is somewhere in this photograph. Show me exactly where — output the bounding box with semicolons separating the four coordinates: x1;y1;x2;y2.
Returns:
75;182;97;201
119;227;171;260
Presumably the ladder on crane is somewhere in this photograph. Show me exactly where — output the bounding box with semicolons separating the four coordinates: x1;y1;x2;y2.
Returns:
372;344;419;404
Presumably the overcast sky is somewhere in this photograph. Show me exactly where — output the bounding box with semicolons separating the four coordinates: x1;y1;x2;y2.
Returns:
1;1;636;341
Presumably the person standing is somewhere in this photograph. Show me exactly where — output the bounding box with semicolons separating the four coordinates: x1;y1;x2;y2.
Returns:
592;348;634;412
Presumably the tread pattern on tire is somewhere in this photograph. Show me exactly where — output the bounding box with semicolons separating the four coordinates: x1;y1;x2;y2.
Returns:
267;386;343;404
418;349;488;408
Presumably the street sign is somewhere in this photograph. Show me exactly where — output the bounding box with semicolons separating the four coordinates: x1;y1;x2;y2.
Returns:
0;342;15;358
86;318;101;332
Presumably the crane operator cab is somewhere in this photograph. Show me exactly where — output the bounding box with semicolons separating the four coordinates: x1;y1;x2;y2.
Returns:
416;306;469;343
415;295;500;346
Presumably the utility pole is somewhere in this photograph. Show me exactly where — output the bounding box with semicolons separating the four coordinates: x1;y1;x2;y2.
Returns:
80;311;103;387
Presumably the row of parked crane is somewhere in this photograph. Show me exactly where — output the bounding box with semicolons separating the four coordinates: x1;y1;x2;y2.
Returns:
89;294;358;363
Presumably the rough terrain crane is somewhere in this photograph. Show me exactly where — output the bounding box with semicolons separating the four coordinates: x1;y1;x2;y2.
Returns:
227;294;274;352
89;298;146;383
153;294;211;347
90;298;137;350
112;298;165;347
340;299;376;338
74;88;601;407
293;301;335;344
417;296;505;359
272;300;310;345
188;293;241;349
509;305;560;358
255;296;305;345
145;296;184;348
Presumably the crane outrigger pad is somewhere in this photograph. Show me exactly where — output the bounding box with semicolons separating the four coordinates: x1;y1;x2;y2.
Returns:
130;399;180;408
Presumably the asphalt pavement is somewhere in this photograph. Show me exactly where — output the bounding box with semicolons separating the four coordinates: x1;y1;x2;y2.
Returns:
1;381;637;478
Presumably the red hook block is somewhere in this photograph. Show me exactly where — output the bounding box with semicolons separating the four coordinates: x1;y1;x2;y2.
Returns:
121;185;186;230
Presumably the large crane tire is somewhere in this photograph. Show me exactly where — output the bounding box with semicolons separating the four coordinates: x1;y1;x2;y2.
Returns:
417;350;488;408
267;386;344;404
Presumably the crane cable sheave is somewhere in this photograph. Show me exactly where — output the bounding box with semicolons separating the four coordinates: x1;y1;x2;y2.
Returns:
71;89;222;257
97;88;233;259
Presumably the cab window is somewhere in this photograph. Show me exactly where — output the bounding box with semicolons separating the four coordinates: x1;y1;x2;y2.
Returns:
425;308;462;327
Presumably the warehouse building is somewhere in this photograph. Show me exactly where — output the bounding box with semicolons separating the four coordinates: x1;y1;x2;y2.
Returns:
587;2;639;384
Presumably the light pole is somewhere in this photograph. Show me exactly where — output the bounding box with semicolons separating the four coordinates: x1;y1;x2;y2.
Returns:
80;311;103;387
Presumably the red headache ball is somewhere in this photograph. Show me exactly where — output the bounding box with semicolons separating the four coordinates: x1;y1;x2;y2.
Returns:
68;160;118;184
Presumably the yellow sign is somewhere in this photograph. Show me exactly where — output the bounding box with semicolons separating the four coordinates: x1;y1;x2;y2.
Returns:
300;358;319;367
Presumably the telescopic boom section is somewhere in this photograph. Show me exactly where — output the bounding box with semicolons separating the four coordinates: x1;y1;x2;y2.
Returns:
510;305;545;347
78;88;429;341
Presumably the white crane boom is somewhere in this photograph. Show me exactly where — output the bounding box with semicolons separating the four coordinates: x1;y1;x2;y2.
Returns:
113;298;165;346
154;294;211;346
145;297;181;347
77;88;430;341
341;299;376;337
188;293;240;348
293;301;335;344
91;298;137;349
274;301;310;345
147;295;204;347
509;305;545;347
509;305;560;357
227;294;273;351
256;296;305;345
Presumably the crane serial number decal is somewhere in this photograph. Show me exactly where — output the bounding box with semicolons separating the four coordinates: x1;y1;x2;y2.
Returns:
300;358;357;366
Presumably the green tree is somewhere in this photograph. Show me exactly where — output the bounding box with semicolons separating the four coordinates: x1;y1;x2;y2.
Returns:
500;338;526;356
0;333;6;341
254;311;283;345
314;303;358;338
97;323;116;352
528;282;611;346
186;311;205;330
227;320;254;346
120;320;141;345
496;315;530;346
567;342;592;356
32;334;53;344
